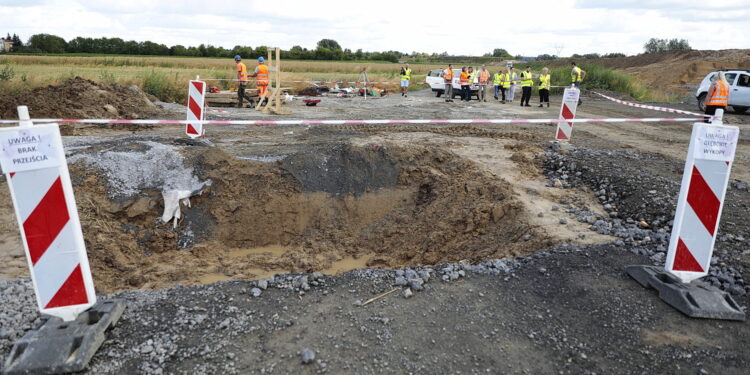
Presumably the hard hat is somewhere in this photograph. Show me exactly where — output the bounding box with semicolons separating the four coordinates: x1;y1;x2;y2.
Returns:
258;57;265;63
234;55;241;60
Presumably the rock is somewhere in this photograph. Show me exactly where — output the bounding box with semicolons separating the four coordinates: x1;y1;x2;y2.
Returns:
418;270;431;283
403;288;413;298
553;179;563;188
140;344;154;354
728;285;746;296
638;221;650;229
126;196;156;218
537;212;544;218
394;276;408;286
408;278;424;291
257;280;268;290
538;267;547;274
103;104;119;116
559;218;568;225
300;347;316;364
311;272;324;281
250;288;262;297
522;234;532;241
405;269;419;280
551;205;560;211
353;299;363;306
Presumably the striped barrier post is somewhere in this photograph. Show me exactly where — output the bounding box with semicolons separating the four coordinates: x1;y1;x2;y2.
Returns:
665;109;739;283
555;87;579;141
186;80;206;138
0;106;96;322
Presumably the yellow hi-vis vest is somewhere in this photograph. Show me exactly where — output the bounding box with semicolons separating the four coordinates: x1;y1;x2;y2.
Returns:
538;74;551;90
520;71;533;87
401;68;412;80
571;66;582;83
502;73;511;88
493;73;503;85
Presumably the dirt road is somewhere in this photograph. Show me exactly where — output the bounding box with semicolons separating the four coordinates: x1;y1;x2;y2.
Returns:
1;87;748;374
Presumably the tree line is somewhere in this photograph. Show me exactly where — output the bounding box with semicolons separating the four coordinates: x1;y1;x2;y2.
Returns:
5;34;404;62
3;33;691;61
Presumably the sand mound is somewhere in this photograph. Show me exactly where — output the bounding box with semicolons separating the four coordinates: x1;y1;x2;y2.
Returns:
0;77;164;121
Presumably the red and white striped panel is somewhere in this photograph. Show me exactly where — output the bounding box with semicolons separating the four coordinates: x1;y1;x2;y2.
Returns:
186;80;206;138
555;88;579;141
665;124;737;283
8;167;95;317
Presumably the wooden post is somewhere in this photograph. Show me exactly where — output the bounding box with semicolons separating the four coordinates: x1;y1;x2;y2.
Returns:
275;47;281;113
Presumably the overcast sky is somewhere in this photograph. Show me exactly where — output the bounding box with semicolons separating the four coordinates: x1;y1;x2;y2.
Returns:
1;0;747;56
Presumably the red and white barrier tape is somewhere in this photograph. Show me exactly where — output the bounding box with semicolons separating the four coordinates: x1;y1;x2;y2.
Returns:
203;78;429;85
594;92;708;118
0;117;703;126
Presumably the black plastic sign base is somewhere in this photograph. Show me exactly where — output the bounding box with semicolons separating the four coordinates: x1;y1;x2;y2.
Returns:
626;265;745;321
2;299;126;375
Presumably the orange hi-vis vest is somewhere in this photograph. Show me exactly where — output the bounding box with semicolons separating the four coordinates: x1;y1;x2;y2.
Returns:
707;80;729;107
459;72;469;85
444;69;454;82
256;64;269;86
478;70;490;84
237;62;248;82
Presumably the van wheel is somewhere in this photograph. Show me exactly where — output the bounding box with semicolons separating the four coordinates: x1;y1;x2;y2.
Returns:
697;93;707;112
733;106;748;114
435;90;443;98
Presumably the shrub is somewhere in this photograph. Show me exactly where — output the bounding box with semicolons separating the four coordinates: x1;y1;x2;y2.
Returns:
141;70;184;102
0;65;15;81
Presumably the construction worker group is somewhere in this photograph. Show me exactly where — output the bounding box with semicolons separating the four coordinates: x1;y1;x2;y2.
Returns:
233;53;587;108
234;55;269;108
437;62;585;106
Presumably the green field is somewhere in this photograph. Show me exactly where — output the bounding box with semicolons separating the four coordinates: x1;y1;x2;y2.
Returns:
0;55;670;103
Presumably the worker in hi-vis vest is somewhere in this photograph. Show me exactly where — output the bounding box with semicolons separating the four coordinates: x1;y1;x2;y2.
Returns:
704;71;729;123
571;61;586;105
400;63;412;97
538;67;551;107
443;64;454;103
250;56;270;104
234;55;251;108
477;66;490;102
519;65;533;107
500;70;511;104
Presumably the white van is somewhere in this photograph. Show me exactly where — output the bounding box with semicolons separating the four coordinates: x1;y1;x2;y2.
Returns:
695;70;750;113
425;69;479;99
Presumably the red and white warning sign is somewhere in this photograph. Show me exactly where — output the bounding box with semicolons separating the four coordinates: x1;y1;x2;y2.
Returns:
555;88;579;141
186;80;206;138
0;107;96;321
665;122;740;283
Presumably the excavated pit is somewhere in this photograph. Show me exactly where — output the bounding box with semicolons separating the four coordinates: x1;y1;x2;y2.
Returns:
66;137;552;293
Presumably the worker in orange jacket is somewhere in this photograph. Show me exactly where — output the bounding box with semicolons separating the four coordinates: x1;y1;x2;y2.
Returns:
477;65;490;102
234;55;251;108
250;56;270;105
704;71;729;123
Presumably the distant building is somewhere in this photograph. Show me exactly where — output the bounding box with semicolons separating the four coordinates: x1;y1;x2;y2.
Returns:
0;38;13;53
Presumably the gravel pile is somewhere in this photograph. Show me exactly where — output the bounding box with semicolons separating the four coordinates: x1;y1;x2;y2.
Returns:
543;143;749;296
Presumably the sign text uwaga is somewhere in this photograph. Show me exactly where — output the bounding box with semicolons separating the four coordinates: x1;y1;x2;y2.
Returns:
695;125;739;162
0;126;61;173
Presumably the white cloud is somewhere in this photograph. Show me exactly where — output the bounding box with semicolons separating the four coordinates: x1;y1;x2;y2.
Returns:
1;0;748;56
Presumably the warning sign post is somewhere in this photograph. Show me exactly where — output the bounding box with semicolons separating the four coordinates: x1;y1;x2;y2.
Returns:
2;106;126;375
555;87;579;141
0;107;96;322
627;111;744;321
186;79;206;138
